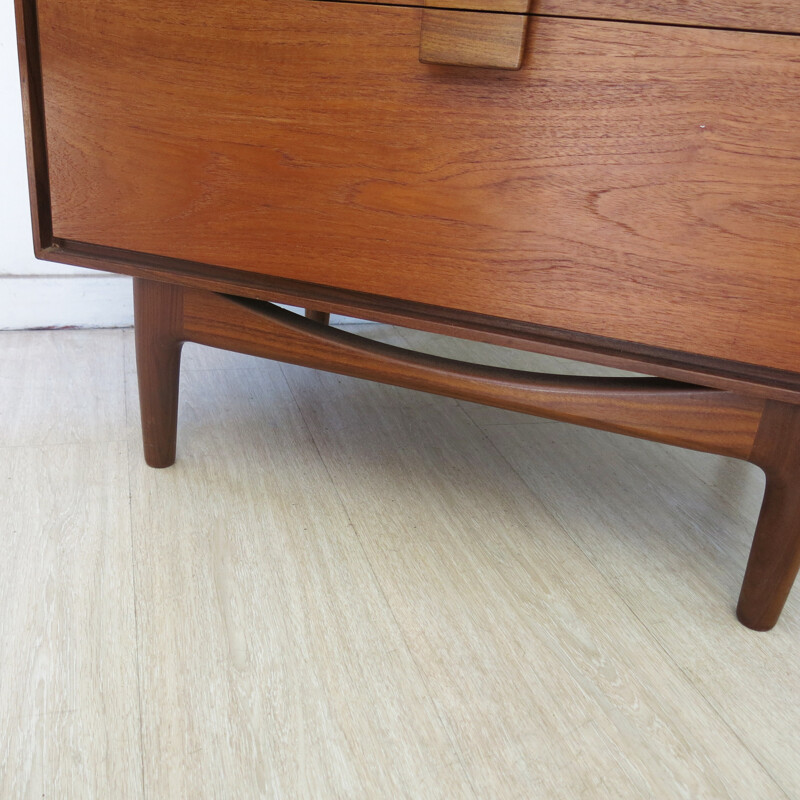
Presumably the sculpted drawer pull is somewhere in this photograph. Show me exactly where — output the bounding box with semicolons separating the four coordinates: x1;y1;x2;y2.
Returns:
419;3;533;70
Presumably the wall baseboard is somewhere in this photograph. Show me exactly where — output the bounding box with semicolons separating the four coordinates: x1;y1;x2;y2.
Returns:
0;275;368;330
0;275;135;329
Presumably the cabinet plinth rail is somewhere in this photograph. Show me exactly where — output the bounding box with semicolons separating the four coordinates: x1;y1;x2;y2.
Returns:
173;282;765;460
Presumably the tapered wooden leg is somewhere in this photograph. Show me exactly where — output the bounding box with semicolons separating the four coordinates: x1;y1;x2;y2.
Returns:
305;309;330;326
738;401;800;630
133;278;185;468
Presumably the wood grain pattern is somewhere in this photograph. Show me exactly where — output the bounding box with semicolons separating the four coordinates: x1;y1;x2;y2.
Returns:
133;279;184;468
337;0;800;35
0;441;142;799
426;0;532;10
420;9;530;70
0;329;126;447
165;284;762;458
38;2;800;372
40;239;800;404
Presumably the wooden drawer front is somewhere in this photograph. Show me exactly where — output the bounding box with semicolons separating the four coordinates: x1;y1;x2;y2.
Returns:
338;0;800;35
39;0;800;373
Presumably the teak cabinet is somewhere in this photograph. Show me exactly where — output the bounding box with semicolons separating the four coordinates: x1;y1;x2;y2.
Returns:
15;0;800;629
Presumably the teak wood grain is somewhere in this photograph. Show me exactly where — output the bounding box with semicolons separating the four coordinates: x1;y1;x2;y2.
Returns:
336;0;800;35
136;278;767;463
38;1;800;373
35;238;800;405
187;290;765;459
424;0;532;11
419;9;530;70
133;280;184;468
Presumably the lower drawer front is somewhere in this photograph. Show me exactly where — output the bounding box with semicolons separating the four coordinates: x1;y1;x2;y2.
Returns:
39;0;800;373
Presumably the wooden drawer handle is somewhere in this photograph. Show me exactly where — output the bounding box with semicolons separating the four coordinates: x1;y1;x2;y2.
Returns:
419;8;531;70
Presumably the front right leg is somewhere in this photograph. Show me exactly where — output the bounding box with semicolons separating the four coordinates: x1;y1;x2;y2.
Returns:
738;400;800;630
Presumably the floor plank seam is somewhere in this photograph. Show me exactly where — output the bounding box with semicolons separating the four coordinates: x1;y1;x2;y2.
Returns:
123;357;149;800
0;438;130;451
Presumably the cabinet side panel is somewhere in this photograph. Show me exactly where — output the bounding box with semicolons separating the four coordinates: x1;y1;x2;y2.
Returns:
14;0;52;253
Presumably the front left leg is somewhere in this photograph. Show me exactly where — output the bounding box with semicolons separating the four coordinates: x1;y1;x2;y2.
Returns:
133;278;185;468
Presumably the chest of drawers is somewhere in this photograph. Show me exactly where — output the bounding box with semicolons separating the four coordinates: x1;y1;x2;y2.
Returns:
15;0;800;629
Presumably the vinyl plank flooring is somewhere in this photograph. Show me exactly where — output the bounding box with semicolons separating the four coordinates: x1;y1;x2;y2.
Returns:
0;330;126;446
0;440;142;799
279;338;787;800
388;328;799;793
480;421;800;798
649;445;766;539
5;326;800;800
126;361;472;799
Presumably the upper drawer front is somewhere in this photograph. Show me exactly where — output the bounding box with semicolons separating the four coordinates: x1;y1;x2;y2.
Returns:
339;0;800;35
39;0;800;373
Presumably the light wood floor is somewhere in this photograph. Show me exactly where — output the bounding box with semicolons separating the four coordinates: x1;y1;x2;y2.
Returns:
1;324;798;799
